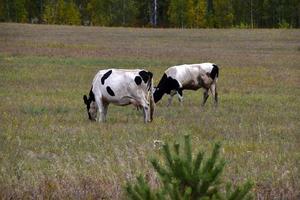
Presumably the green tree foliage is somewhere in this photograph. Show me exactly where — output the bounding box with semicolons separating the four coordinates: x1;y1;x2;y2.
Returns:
157;0;170;27
56;0;65;24
205;0;214;27
42;2;55;24
126;135;253;200
168;0;187;27
185;0;194;27
194;0;206;28
110;0;138;26
0;0;28;22
25;0;41;22
87;0;111;26
43;0;80;25
88;0;138;26
16;0;28;22
63;1;81;25
0;0;6;21
1;0;300;28
73;0;90;23
232;0;249;27
214;0;233;28
135;0;151;26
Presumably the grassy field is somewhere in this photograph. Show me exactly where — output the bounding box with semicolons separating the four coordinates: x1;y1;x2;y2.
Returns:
0;23;299;199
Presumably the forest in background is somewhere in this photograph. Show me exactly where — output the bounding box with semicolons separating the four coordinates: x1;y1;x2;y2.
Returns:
0;0;299;28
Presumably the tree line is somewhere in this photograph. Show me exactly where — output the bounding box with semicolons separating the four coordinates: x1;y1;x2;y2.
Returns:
0;0;299;28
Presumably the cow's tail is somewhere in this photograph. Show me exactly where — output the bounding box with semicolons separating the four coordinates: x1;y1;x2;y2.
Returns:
148;72;155;122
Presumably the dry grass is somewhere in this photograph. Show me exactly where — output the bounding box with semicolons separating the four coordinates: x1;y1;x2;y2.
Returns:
0;23;299;199
1;23;299;68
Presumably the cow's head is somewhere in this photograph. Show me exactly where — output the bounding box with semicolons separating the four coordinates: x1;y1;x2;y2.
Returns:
153;73;180;103
83;88;97;121
153;87;164;103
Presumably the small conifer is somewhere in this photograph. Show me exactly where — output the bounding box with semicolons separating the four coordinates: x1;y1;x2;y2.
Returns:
126;135;253;200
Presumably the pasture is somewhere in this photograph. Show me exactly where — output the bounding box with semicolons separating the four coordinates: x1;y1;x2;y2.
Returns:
0;23;299;199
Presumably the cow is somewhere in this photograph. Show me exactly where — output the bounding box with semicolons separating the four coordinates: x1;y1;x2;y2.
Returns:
153;63;219;107
83;69;154;123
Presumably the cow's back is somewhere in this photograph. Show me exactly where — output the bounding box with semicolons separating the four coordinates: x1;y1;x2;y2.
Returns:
93;69;150;105
165;65;202;86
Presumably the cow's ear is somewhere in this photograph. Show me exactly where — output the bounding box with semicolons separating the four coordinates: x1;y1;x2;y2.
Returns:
83;95;88;105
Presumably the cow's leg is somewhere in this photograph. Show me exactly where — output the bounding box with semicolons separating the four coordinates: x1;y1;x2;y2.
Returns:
167;95;174;107
149;94;155;122
141;100;151;123
101;102;109;122
95;98;104;122
177;89;183;105
201;89;209;107
142;106;150;123
210;83;218;107
167;90;176;107
98;103;109;122
95;97;109;122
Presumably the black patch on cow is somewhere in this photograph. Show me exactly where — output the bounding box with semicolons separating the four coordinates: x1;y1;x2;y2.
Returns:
101;70;112;85
147;71;153;81
89;87;95;101
153;89;163;103
138;70;153;90
177;88;183;97
210;64;219;79
153;73;181;103
106;86;115;96
163;76;180;94
146;71;153;90
153;73;167;103
156;73;168;88
83;86;95;120
134;76;142;85
139;70;151;83
84;87;95;105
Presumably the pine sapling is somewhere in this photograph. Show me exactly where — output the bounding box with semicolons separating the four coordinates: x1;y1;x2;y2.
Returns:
126;135;253;200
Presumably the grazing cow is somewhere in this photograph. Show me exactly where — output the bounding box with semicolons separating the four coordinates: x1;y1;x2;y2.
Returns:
153;63;219;106
83;69;154;123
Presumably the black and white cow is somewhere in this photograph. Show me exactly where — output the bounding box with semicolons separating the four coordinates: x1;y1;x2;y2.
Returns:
83;69;154;123
153;63;219;106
